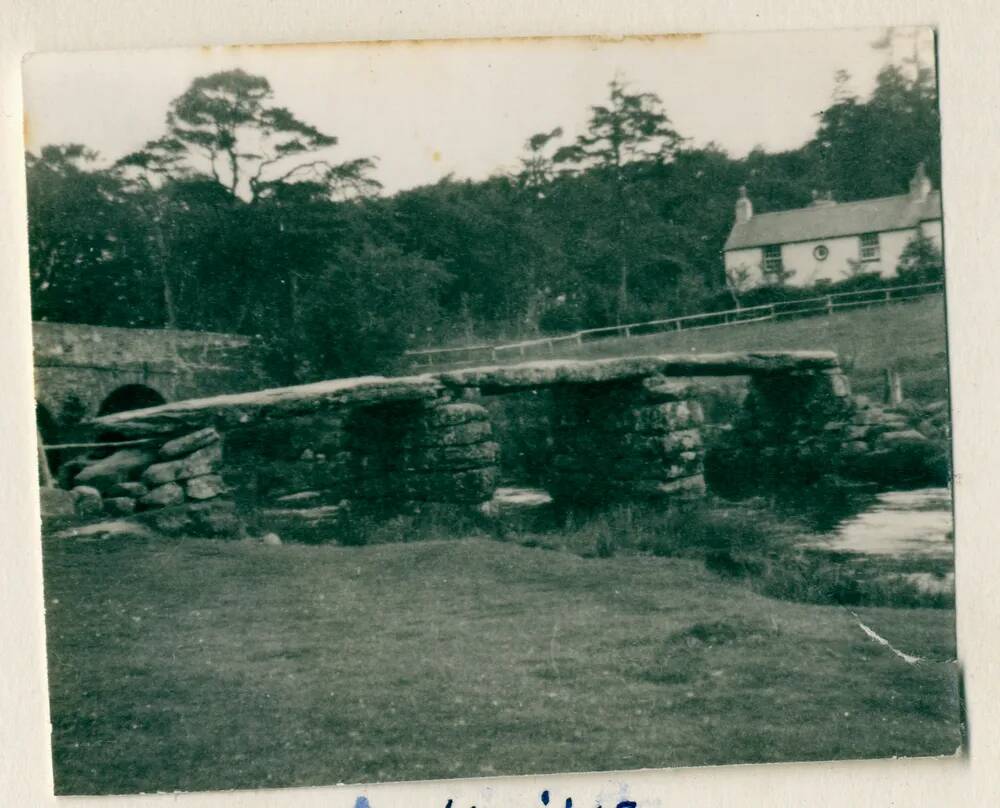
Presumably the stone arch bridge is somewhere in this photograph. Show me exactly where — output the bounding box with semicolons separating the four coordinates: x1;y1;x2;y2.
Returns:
33;321;272;446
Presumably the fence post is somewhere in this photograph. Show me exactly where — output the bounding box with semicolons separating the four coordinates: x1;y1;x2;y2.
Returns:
885;289;892;303
826;296;833;316
37;428;55;489
884;368;904;406
623;326;631;339
769;304;776;320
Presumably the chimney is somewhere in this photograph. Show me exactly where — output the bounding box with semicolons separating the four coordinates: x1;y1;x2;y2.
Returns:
909;162;932;202
735;186;753;224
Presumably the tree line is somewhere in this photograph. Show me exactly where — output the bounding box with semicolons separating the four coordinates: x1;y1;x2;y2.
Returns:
26;63;940;382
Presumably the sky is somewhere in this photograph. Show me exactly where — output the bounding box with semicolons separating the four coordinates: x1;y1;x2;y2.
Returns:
22;27;936;195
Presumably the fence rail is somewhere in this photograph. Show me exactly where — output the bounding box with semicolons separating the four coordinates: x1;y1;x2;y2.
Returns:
405;281;945;368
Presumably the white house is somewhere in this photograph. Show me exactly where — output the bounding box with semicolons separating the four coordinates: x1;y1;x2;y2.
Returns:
723;164;943;288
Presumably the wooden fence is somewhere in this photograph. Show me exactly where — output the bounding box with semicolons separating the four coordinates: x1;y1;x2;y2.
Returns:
405;281;945;369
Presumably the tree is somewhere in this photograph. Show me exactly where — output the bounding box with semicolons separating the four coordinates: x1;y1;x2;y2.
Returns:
724;263;754;308
293;243;451;378
895;230;944;282
808;64;940;202
518;127;563;188
102;69;395;377
552;78;684;321
118;69;379;202
25;145;163;327
552;78;683;171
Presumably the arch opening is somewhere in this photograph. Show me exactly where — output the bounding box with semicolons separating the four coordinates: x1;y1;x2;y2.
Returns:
98;384;166;416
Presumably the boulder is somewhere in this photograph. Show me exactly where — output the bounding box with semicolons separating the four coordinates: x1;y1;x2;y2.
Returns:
652;474;708;497
57;458;89;490
629;401;704;433
844;437;948;486
139;482;185;509
104;496;137;516
660;429;703;454
142;443;222;487
73;448;157;493
400;419;492;449
257;502;349;543
406;466;499;503
71;485;103;518
479;487;556;532
401;441;500;472
846;425;870;441
48;519;158;544
158;427;220;459
610;451;703;482
109;481;149;498
275;490;325;505
639;377;696;402
190;499;241;536
256;459;344;500
877;429;930;449
616;429;703;459
137;499;241;538
822;371;852;398
417;402;489;428
39;487;79;524
185;474;226;501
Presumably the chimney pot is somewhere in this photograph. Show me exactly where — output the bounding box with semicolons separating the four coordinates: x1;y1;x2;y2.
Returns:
909;162;932;202
735;185;753;224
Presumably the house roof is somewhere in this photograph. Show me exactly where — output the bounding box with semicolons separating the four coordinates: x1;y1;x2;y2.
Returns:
723;190;942;251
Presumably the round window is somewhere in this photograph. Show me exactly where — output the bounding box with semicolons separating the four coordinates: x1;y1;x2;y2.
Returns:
813;244;830;261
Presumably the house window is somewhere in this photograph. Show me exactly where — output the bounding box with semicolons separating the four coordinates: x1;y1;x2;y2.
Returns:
860;232;880;262
763;245;783;275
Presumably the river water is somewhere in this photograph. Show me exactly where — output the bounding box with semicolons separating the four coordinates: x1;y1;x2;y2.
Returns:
804;487;954;559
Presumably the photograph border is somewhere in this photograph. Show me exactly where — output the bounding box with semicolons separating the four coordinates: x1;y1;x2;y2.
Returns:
2;1;998;805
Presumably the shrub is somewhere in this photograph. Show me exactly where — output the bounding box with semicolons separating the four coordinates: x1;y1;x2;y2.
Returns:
538;301;585;334
896;230;944;283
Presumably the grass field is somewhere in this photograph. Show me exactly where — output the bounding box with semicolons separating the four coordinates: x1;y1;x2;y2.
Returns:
43;530;961;795
419;295;950;404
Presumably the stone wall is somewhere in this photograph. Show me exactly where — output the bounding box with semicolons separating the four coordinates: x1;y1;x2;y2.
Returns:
61;426;239;536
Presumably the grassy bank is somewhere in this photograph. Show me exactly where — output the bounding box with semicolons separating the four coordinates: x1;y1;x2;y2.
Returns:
417;295;950;404
501;498;955;609
44;527;961;795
